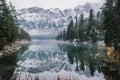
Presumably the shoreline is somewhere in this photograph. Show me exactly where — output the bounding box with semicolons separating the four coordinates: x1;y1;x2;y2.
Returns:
56;39;105;45
0;40;30;57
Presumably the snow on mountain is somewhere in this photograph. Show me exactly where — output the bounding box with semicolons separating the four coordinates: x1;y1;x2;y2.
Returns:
16;2;103;37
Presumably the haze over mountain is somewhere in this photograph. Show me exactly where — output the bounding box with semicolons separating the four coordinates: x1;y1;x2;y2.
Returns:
7;0;104;10
16;2;103;37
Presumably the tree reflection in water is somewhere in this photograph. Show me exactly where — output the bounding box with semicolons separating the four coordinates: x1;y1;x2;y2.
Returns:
0;45;29;80
58;43;120;80
101;52;120;80
1;41;119;80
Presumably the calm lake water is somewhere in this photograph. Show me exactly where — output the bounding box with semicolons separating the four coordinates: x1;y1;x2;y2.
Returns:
0;40;120;80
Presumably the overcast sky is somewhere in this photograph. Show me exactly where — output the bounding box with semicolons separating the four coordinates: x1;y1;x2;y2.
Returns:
7;0;105;10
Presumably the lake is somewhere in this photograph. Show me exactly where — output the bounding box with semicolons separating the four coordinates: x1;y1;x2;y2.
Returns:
0;40;120;80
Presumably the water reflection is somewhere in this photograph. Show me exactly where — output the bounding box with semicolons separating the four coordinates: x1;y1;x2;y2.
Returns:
101;54;120;80
12;40;107;80
59;44;105;76
0;45;29;80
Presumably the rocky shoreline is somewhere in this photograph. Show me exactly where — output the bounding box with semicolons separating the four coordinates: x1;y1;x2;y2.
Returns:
0;40;30;57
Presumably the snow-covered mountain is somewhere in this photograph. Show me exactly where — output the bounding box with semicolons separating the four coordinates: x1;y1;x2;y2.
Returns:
16;2;103;37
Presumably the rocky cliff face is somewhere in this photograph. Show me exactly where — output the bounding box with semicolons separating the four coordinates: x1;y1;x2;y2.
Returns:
16;2;102;37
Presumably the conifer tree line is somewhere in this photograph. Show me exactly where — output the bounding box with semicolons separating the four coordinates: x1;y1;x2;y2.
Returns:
56;9;104;43
57;0;120;52
103;0;120;52
0;0;30;49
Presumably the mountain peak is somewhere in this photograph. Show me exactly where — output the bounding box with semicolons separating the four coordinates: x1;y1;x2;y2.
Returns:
17;3;103;36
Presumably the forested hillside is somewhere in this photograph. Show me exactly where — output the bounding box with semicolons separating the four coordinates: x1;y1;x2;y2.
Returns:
0;0;30;50
56;9;104;43
57;0;120;53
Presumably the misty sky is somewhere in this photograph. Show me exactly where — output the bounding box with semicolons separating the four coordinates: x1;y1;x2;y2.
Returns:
7;0;105;9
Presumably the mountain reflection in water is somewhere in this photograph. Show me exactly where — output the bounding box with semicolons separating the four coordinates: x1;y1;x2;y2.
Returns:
9;40;120;80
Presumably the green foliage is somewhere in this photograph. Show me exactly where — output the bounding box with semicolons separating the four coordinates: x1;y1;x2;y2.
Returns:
66;20;75;40
58;44;103;76
0;0;18;49
114;0;120;51
56;9;104;43
74;14;79;38
78;14;87;41
56;20;75;41
103;0;115;46
96;11;104;40
17;28;31;40
0;0;31;49
103;0;120;51
88;9;98;42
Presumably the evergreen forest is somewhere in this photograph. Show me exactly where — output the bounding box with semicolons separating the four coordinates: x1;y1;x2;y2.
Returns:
0;0;30;50
57;0;120;52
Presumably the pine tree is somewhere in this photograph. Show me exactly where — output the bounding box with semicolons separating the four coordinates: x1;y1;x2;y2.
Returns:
2;0;18;43
114;0;120;51
79;14;84;28
63;29;66;40
66;20;74;40
74;14;79;38
88;9;97;42
0;0;4;48
59;30;63;39
90;27;97;42
103;0;115;46
96;11;101;30
0;0;11;48
56;32;60;40
96;11;104;40
78;14;85;41
88;9;95;32
0;0;30;49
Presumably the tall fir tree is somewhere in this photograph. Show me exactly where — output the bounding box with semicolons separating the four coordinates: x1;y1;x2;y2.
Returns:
79;14;84;28
103;0;115;46
66;20;74;40
114;0;120;51
78;14;85;41
74;14;79;38
88;9;95;33
96;11;104;40
0;0;30;49
63;29;67;40
88;9;97;42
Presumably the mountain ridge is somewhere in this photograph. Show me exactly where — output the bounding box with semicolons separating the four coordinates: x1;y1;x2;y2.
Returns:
16;2;103;36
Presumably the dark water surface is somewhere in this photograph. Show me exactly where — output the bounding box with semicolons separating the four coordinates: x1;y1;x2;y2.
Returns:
0;40;120;80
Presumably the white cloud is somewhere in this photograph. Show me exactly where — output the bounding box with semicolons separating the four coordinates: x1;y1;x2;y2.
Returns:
7;0;105;9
